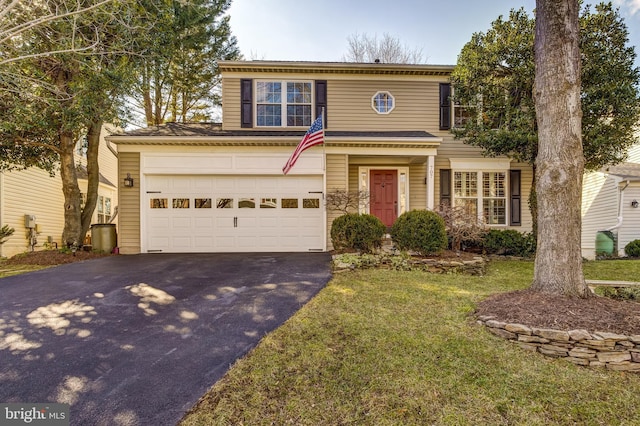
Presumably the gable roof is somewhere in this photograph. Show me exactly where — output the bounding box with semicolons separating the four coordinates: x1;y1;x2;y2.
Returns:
75;165;116;187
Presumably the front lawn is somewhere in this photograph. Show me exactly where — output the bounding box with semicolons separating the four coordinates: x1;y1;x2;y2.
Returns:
0;263;49;278
180;260;640;425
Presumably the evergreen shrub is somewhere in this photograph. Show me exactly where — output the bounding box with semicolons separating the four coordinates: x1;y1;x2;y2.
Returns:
330;213;386;253
390;210;447;255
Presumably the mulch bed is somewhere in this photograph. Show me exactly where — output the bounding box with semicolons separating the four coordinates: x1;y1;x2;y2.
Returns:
476;289;640;336
2;250;111;266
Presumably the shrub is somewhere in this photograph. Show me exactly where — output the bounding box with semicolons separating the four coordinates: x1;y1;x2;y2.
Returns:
390;210;447;255
330;213;386;253
597;286;640;301
0;224;14;245
624;239;640;257
483;229;536;257
435;203;486;251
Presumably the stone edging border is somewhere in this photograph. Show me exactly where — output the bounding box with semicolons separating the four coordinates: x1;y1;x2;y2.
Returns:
477;316;640;372
332;254;486;275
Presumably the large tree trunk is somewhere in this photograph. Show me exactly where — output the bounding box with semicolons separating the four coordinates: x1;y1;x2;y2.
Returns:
532;0;590;297
60;131;83;247
80;120;102;239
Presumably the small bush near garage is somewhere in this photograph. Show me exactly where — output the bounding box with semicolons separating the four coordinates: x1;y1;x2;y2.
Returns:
331;213;386;253
624;239;640;257
483;229;536;257
391;210;447;256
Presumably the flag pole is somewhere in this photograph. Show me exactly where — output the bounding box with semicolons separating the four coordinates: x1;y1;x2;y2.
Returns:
321;107;326;171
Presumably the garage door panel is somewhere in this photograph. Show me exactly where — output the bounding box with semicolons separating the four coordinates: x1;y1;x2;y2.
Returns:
145;175;324;253
171;217;192;228
194;217;214;229
194;237;214;248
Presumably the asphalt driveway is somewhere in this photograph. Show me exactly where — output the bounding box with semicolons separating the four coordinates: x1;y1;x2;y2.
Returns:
0;253;332;425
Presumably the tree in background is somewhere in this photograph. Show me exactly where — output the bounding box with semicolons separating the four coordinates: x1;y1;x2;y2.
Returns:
0;1;241;248
132;0;240;125
532;0;589;297
0;0;147;247
342;32;425;64
451;3;640;231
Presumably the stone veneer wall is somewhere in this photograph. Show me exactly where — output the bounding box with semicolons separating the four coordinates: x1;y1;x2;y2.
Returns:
478;316;640;372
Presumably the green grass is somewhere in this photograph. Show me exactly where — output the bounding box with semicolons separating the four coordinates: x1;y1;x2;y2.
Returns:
181;260;640;426
0;262;49;278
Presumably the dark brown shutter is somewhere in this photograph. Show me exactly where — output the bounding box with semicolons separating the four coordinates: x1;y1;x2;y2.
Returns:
315;80;327;126
510;170;521;226
440;169;451;206
240;78;253;128
439;83;451;130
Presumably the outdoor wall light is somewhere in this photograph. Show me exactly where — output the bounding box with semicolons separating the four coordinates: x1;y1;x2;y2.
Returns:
632;200;639;208
124;173;134;188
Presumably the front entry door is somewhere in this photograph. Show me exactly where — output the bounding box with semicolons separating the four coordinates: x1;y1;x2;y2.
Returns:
370;170;398;227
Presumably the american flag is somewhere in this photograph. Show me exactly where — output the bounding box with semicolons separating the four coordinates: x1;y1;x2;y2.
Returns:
282;115;324;174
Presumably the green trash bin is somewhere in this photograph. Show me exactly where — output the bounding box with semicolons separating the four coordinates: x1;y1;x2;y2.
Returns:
595;230;615;256
91;223;117;253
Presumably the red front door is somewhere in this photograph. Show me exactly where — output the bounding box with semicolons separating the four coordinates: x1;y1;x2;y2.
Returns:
370;170;398;227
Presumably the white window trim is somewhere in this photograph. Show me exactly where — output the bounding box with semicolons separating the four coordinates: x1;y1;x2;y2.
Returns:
371;91;395;114
358;167;409;216
254;79;314;128
450;159;510;227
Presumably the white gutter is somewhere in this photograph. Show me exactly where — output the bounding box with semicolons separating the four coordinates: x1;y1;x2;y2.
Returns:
106;137;118;158
606;180;629;232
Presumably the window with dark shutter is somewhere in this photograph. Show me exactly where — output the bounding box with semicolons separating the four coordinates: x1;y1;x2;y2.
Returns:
510;170;521;226
315;80;327;126
440;169;451;206
240;79;253;128
439;83;451;130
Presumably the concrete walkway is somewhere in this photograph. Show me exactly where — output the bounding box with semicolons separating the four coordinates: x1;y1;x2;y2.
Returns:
0;253;332;425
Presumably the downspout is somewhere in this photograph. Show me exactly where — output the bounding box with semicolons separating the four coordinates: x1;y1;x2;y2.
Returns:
105;137;118;159
606;180;628;232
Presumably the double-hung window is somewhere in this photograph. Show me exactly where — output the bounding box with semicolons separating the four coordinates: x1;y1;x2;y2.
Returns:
256;81;312;127
482;172;506;225
451;163;508;225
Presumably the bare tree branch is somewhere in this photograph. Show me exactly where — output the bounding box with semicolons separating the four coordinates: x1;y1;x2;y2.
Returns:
0;0;114;45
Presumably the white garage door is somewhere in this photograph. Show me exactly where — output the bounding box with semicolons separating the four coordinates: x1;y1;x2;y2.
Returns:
144;175;324;253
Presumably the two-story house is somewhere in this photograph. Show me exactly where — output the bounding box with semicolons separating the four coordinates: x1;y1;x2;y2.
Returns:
107;61;534;254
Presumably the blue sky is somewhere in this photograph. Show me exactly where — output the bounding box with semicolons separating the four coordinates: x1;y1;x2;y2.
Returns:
227;0;640;67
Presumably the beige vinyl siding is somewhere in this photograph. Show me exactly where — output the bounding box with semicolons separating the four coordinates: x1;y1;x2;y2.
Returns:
96;126;119;186
118;152;141;254
221;76;450;132
408;163;427;210
326;154;348;250
327;80;439;131
436;134;490;159
222;77;241;130
0;168;65;257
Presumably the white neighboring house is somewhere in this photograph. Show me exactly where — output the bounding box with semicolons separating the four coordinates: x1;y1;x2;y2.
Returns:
582;141;640;259
0;126;119;258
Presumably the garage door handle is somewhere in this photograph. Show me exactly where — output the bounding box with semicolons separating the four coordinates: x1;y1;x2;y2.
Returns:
234;217;238;228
